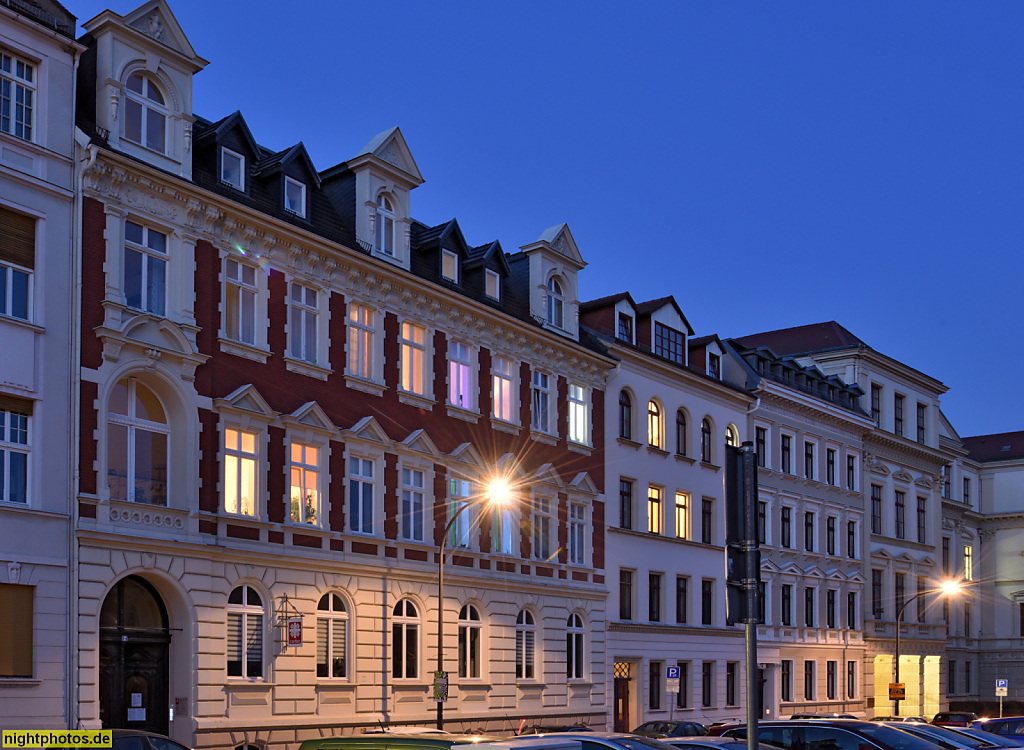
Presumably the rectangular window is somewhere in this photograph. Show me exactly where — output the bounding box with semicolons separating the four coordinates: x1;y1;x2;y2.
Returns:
872;569;883;618
0;207;34;321
288;282;318;363
758;581;766;624
847;591;857;629
917;403;926;443
491;356;515;422
804;511;815;551
942;537;950;574
531;371;551;433
675;492;689;540
948;660;956;694
675;576;688;624
702;662;713;707
827;660;837;700
400;321;427;395
0;52;34;140
224;427;258;517
449;478;472;548
917;576;927;622
755;427;767;468
827;589;836;628
348;457;374;534
965;661;972;693
0;583;32;677
676;662;689;708
943;465;951;498
871;384;881;424
284;176;306;216
619;479;633;530
441;249;458;282
0;403;29;505
220;147;245;190
532;497;552;560
781;506;792;549
871;485;882;534
757;501;767;544
804;587;815;627
847;660;857;698
826;516;836;555
964;546;974;580
400;467;425;542
493;504;515;554
847;455;857;490
826;448;836;485
485;269;500;300
726;662;738;706
781;584;792;626
568;503;585;565
348;303;375;380
804;660;815;700
289;442;319;525
649;573;662;622
701;499;713;544
895;491;906;539
804;441;815;479
617;313;633;342
963;477;971;504
448;340;473;409
654;322;684;364
647;486;663;534
781;435;792;473
847;520;857;558
917;497;927;544
224;259;256;344
568;383;589;445
701;579;713;626
781;660;792;702
124;220;166;315
894;394;904;437
895;572;905;615
619;570;633;620
649;660;662;710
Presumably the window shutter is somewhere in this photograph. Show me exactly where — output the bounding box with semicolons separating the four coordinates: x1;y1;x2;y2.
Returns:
0;583;33;677
0;208;35;270
332;619;346;677
227;612;242;676
245;613;262;677
0;395;32;416
316;618;328;676
525;631;535;678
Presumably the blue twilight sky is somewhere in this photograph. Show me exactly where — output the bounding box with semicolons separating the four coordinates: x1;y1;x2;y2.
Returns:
72;1;1024;438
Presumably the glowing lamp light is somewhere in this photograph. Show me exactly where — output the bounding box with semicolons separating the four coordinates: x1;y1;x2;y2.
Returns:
940;579;963;597
486;476;513;507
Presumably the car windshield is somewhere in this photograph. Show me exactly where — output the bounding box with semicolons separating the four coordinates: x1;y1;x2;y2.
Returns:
613;738;681;750
909;726;999;748
858;724;951;750
951;731;1021;748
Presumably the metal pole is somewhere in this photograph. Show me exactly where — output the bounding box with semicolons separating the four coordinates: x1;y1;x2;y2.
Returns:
742;443;758;750
895;604;902;717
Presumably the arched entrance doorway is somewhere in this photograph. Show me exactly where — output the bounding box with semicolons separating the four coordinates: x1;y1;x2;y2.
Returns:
99;575;171;734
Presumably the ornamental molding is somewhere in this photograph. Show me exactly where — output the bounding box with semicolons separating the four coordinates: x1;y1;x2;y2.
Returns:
758;389;866;434
109;505;186;530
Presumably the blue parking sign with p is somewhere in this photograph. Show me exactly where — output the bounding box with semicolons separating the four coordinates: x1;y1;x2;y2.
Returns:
997;679;1008;688
667;666;681;679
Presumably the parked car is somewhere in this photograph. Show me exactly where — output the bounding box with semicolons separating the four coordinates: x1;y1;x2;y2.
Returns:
880;720;1001;750
934;714;982;728
789;714;858;720
535;731;679;750
520;728;595;736
659;737;779;750
103;730;193;750
974;720;1024;743
711;719;947;750
942;728;1024;748
875;718;930;724
633;722;708;738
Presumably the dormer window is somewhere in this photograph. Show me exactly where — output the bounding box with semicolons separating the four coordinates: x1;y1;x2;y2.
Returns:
617;313;633;342
221;148;245;190
708;353;721;379
546;277;564;328
485;269;500;300
124;73;167;153
284;177;306;217
441;250;458;283
375;195;395;256
654;323;684;365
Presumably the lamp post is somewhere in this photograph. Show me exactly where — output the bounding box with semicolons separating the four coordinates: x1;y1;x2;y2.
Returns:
435;477;511;730
893;579;963;717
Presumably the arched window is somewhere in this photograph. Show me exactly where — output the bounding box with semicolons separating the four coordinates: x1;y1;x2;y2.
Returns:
458;604;481;679
375;194;395;256
227;585;263;678
124;73;167;153
567;613;585;679
675;410;688;456
392;599;419;679
726;424;739;447
546;277;564;328
648;400;663;449
107;378;169;506
701;418;713;463
317;593;348;678
618;390;632;440
515;609;536;679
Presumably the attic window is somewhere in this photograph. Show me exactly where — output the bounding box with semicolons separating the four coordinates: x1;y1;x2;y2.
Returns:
654;323;684;365
546;277;564;329
221;148;245;190
441;250;458;283
485;269;500;301
124;73;166;154
617;313;633;342
284;177;306;217
708;353;721;379
374;195;395;256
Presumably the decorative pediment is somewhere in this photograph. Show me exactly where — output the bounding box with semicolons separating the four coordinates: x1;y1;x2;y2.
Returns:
825;568;847;581
494;452;528;482
568;472;599;496
123;0;202;61
121;314;194;355
803;565;827;579
894;552;915;564
893;469;914;484
761;558;782;574
531;462;565;489
870;462;891;477
354;126;424;184
214;384;277;421
448;442;487;470
398;428;442;458
344;416;392;446
872;547;894;561
535;223;585;269
280;401;336;435
780;562;803;577
915;474;935;489
916;555;936;567
848;571;867;585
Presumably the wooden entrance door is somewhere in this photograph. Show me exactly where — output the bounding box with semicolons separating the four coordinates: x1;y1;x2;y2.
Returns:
614;674;631;732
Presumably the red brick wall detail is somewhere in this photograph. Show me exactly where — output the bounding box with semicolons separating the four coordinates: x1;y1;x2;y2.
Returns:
383;452;397;540
592;499;606;570
79;501;97;519
267;425;285;524
432;463;447;548
79;380;98;494
81;198;107;370
292;533;322;549
557;491;568;564
198;408;219;514
329;440;346;533
226;524;259;540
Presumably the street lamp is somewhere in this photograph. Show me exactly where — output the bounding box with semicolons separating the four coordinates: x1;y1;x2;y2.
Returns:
893;579;964;716
435;475;512;730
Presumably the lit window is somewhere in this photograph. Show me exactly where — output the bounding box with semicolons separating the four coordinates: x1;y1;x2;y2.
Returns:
316;593;347;678
531;371;551;433
224;259;256;344
221;148;245;190
725;425;738;447
546;277;564;328
0;51;35;140
284;177;306;217
647;486;663;534
224;427;258;516
0;207;33;321
347;303;375;380
227;585;263;678
648;400;663;449
516;610;536;679
448;340;473;409
348;457;374;535
392;599;419;679
491;357;515;422
288;282;318;363
964;546;973;580
675;492;689;540
459;604;481;679
567;383;589;445
289;442;319;525
567;613;584;679
400;322;427;396
569;503;586;564
441;250;458;282
107;379;168;506
400;467;425;542
0;402;30;504
375;194;395;256
124;73;165;153
485;269;500;300
124;220;167;315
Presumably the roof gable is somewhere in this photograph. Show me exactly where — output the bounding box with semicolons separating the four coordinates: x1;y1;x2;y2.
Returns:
353;126;424;184
636;295;695;336
531;223;585;269
194;110;259;156
120;0;205;66
253;142;321;188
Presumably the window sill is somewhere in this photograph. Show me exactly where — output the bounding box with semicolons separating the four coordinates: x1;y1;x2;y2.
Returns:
617;437;641;450
0;314;43;334
700;461;721;472
647;445;670;457
530;430;558;446
446;404;480;423
344;374;386;397
224;680;272;690
284;356;333;381
490;418;521;436
218;337;271;363
398;391;436;410
0;678;41;686
674;453;696;465
567;441;592;456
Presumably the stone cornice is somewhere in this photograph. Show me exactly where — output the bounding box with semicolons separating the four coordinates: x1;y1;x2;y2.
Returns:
864;432;947;474
756;385;874;436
